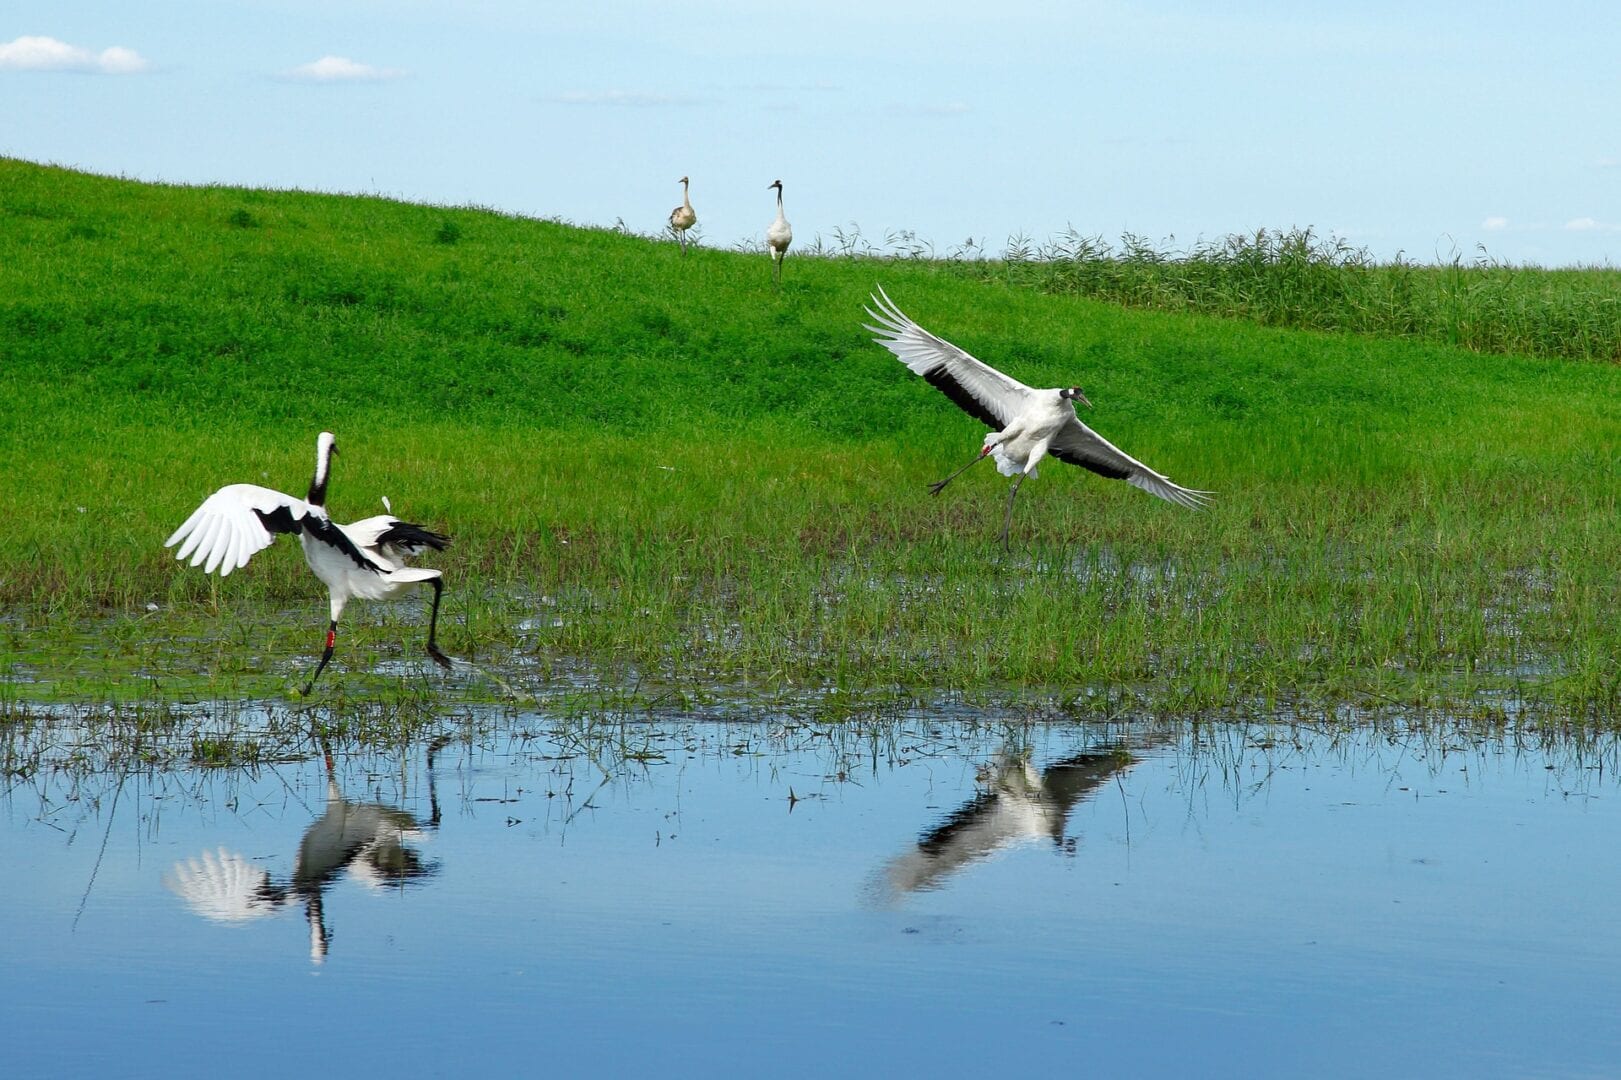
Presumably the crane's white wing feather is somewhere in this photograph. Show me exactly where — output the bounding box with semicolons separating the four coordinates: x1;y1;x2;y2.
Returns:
165;484;309;577
864;285;1033;429
164;848;279;922
1049;419;1213;510
341;515;398;552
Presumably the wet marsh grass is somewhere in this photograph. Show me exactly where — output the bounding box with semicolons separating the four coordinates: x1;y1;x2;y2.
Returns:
4;160;1621;718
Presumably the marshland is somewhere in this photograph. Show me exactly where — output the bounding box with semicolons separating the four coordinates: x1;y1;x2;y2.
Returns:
6;159;1621;714
6;158;1621;1076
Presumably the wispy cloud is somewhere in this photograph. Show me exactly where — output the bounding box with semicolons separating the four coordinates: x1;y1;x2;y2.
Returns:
1563;217;1620;233
283;56;407;82
0;35;149;74
548;89;709;107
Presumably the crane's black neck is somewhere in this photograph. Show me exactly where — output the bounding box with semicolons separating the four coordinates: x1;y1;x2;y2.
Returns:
308;454;330;507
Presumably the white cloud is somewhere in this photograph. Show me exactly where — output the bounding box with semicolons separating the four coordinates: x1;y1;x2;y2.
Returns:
0;35;149;74
1481;216;1508;230
284;56;406;82
549;89;707;107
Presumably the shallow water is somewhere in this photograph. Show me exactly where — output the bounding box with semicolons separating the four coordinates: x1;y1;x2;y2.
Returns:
5;713;1620;1078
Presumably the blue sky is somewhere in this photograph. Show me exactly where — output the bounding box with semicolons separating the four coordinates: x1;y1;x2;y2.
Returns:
5;1;1619;266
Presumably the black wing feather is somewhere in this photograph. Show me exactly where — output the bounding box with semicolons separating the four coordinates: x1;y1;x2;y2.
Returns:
1047;441;1131;480
304;515;382;572
253;505;304;535
375;521;451;553
915;792;1000;854
923;365;1004;430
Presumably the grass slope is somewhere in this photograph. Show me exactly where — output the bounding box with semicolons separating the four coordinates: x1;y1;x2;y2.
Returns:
3;158;1620;715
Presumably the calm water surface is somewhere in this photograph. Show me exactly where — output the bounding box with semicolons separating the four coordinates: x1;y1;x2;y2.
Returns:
5;712;1620;1078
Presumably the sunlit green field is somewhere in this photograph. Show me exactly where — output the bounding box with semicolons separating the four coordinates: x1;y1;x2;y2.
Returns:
4;158;1620;716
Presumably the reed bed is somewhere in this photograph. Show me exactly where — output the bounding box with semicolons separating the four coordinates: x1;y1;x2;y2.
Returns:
970;226;1621;363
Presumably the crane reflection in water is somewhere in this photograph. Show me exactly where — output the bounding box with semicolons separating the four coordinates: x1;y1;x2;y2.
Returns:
877;743;1141;900
164;739;447;963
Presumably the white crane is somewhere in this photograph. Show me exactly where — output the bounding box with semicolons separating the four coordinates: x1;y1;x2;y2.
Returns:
766;179;792;284
164;431;452;694
669;175;697;255
165;738;446;963
878;748;1137;900
864;286;1211;547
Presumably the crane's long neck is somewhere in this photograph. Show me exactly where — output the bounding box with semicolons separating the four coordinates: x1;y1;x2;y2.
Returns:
308;438;333;507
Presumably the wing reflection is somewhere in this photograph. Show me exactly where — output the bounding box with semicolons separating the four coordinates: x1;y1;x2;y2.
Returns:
165;743;444;963
880;746;1136;898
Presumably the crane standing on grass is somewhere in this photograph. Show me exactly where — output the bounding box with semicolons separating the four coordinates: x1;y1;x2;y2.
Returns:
670;176;697;255
864;286;1211;547
766;179;792;284
164;431;452;694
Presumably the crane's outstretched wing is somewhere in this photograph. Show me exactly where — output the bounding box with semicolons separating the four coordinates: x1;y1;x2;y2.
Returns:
864;285;1033;429
164;483;310;576
1049;419;1213;509
164;848;281;922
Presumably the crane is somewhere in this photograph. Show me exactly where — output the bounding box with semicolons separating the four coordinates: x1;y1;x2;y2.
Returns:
165;737;447;963
878;747;1139;899
669;175;697;255
164;431;452;693
766;179;792;284
864;286;1211;546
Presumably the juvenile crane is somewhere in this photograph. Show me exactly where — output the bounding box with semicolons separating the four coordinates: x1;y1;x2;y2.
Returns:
864;286;1211;547
164;431;452;693
766;179;792;284
669;175;697;255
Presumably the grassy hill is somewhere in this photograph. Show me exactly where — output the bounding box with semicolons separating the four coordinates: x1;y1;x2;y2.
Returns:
3;158;1620;715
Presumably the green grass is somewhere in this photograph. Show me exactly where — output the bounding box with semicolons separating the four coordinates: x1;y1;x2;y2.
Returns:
4;157;1621;717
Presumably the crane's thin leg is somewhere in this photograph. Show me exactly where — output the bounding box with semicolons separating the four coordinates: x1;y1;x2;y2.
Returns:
426;732;452;827
999;474;1027;550
424;576;451;669
930;446;992;496
301;620;339;696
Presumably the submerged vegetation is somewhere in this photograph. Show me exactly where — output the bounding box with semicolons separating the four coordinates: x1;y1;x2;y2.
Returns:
3;158;1621;718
